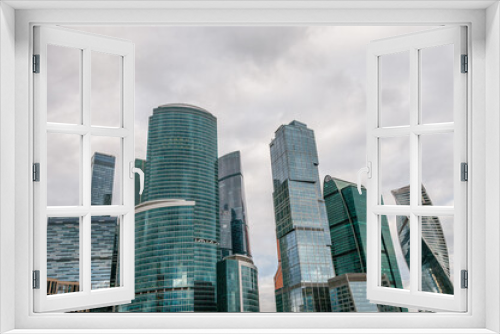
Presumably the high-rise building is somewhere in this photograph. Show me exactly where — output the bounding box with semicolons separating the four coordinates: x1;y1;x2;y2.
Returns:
323;176;403;290
217;254;259;312
391;185;453;294
119;103;219;312
47;216;119;292
218;151;251;259
328;273;399;312
134;158;146;206
270;120;334;312
91;152;116;205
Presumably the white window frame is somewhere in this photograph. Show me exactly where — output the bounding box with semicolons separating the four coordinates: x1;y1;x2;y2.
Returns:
0;1;499;333
32;25;136;313
366;26;468;312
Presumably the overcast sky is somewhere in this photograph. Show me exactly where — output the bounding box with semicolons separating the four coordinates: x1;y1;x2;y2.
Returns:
48;25;456;312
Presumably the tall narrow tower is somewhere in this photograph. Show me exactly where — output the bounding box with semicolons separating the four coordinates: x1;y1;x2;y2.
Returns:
120;103;219;312
218;151;251;259
270;120;334;312
91;152;116;205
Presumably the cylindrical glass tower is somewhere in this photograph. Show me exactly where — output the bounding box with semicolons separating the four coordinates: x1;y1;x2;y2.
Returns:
120;103;218;312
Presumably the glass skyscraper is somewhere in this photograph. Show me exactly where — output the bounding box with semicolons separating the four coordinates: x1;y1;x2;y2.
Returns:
323;176;403;290
119;103;219;312
91;152;116;205
47;216;119;292
392;185;453;294
217;254;259;312
48;151;119;297
270;120;334;312
328;273;398;312
218;151;251;259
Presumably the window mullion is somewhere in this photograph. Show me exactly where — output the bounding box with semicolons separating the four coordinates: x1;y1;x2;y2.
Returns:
82;47;92;294
409;47;420;295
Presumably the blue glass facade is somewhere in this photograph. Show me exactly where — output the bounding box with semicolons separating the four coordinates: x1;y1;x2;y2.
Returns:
392;185;453;294
47;216;119;293
119;104;219;312
217;255;259;312
91;152;116;205
323;176;403;290
270;120;334;312
218;151;251;259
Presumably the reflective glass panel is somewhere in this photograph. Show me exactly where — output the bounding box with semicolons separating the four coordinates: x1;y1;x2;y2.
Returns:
91;136;122;205
91;216;121;290
379;51;410;127
91;51;122;127
420;44;454;124
47;133;81;206
380;215;408;291
47;45;81;124
419;216;454;295
421;133;454;206
46;217;81;295
379;136;410;205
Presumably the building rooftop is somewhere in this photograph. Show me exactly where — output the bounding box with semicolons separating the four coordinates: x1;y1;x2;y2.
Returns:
156;103;213;115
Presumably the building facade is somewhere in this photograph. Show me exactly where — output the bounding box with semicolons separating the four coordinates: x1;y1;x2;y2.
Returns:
328;273;399;312
391;185;454;294
47;216;119;293
218;151;251;259
323;176;403;289
270;120;334;312
119;103;219;312
217;255;259;312
91;152;116;205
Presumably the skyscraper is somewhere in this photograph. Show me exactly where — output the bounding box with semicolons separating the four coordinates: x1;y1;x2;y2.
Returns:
47;216;119;292
328;273;397;312
218;151;251;259
119;103;219;312
392;185;453;294
217;254;260;312
323;176;403;289
48;151;119;297
91;152;116;205
270;120;334;312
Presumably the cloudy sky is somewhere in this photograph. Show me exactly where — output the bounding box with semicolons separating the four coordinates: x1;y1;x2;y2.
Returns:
48;25;457;312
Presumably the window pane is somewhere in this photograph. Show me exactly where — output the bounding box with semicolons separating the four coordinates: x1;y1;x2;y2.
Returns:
47;133;81;206
380;215;408;291
47;217;81;295
419;216;454;295
47;45;81;124
421;133;454;206
91;136;122;205
91;51;122;127
92;216;121;290
379;51;410;127
379;136;410;205
420;44;454;124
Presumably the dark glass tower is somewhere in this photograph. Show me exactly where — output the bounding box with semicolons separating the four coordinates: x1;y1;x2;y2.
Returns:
91;152;116;205
217;255;259;312
391;185;453;294
120;103;219;312
270;120;334;312
218;151;251;259
323;176;403;289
